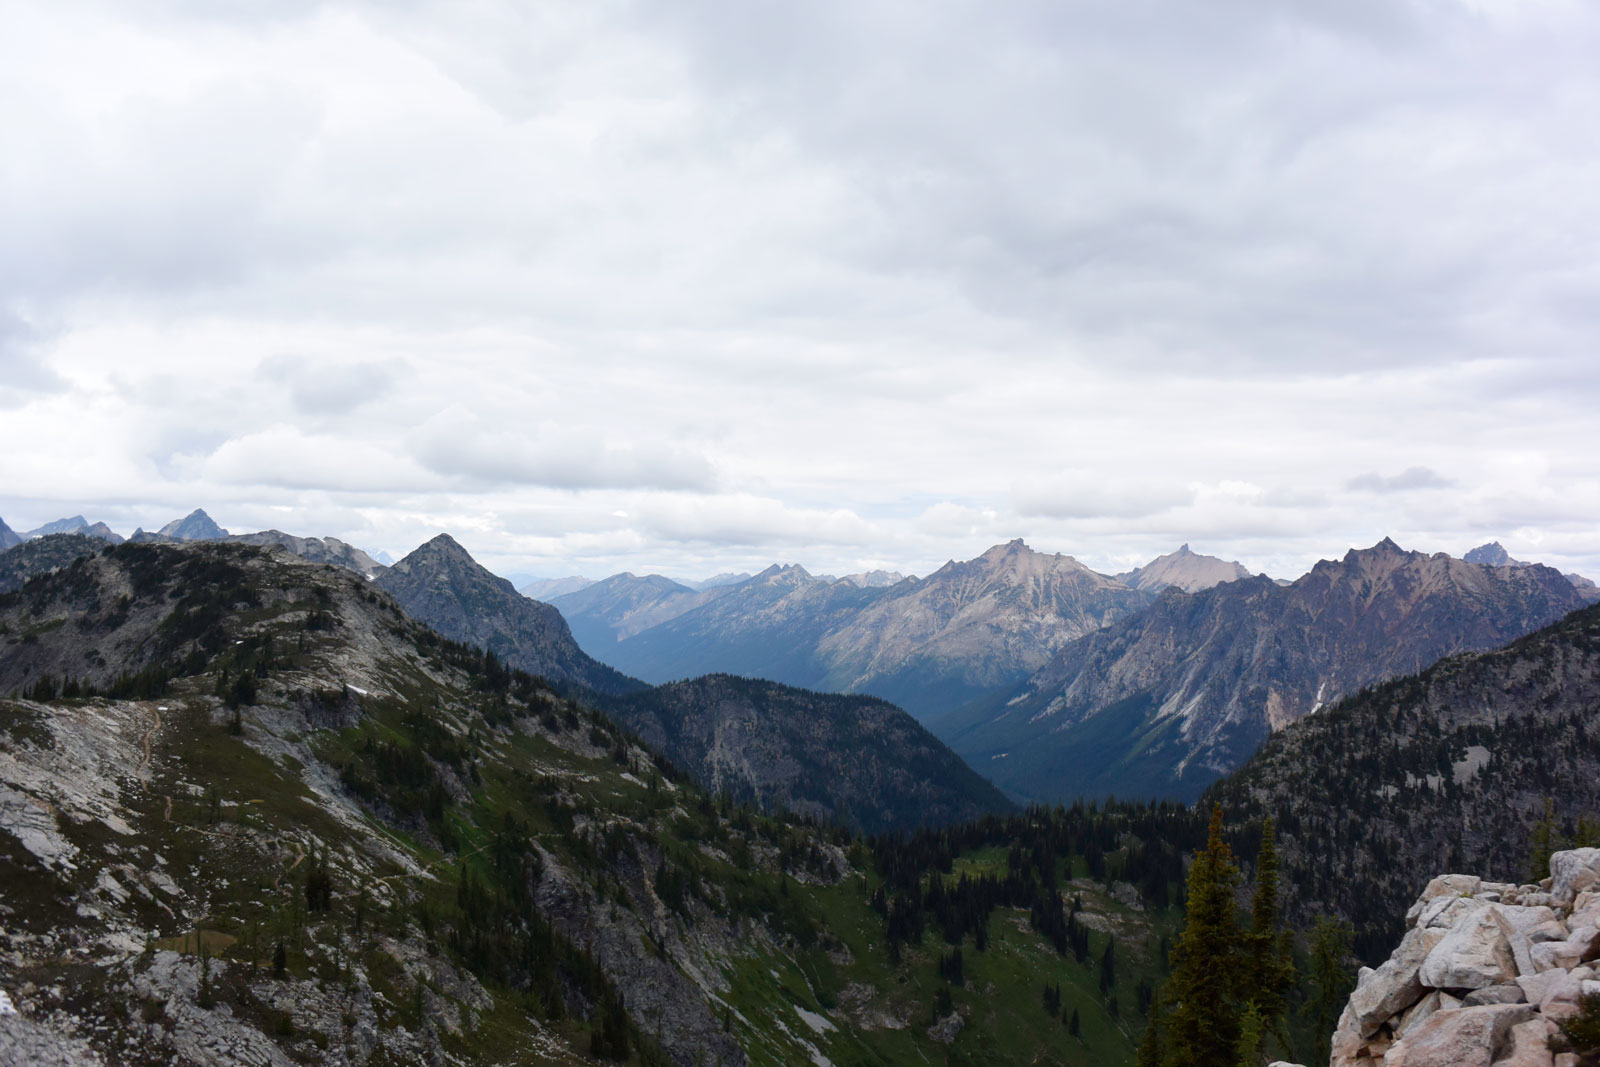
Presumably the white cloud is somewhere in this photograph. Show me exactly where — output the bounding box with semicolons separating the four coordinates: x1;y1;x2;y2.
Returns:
408;408;718;492
0;0;1597;583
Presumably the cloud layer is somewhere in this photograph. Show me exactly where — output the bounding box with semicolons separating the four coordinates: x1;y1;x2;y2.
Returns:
2;0;1598;582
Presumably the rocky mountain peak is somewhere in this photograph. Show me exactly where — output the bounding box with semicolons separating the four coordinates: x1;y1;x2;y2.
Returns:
1464;540;1518;567
1117;543;1253;594
751;562;815;586
376;535;640;695
403;532;472;566
24;515;90;539
0;516;19;551
977;537;1032;562
155;508;227;542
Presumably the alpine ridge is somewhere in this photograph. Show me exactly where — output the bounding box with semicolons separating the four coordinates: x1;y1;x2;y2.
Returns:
940;538;1590;804
553;540;1158;720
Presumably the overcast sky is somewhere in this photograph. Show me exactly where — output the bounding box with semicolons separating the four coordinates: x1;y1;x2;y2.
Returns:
3;0;1599;583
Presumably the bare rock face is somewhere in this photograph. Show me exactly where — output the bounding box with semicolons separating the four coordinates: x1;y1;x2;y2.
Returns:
1343;926;1448;1038
1418;908;1518;990
1551;849;1600;904
1330;849;1600;1067
1389;1003;1534;1067
1114;543;1253;594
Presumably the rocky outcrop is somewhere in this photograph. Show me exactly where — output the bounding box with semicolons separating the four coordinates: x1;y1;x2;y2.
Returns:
221;530;385;578
0;517;21;552
1330;849;1600;1067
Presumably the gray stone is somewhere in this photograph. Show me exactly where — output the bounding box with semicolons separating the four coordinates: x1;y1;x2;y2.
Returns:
1390;1004;1533;1067
1418;907;1517;990
1460;983;1525;1006
1550;850;1600;904
1496;1018;1554;1067
1345;926;1447;1037
1396;990;1446;1038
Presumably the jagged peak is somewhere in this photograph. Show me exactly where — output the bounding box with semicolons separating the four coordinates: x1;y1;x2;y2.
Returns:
979;538;1032;559
753;562;813;582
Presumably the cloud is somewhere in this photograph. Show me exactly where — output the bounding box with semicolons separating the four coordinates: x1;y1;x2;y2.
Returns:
258;354;406;414
203;425;436;492
1345;466;1458;494
0;1;1598;584
1013;478;1193;520
637;494;880;548
408;409;718;492
0;310;65;408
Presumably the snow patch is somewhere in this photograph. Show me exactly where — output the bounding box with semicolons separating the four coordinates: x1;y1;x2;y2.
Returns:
0;989;16;1016
795;1004;837;1035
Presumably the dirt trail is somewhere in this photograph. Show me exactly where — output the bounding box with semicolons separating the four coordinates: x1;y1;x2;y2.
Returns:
137;705;162;780
273;841;307;889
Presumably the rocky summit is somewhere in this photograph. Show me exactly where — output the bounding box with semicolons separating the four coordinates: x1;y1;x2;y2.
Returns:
1321;848;1600;1067
1113;543;1253;594
375;533;643;697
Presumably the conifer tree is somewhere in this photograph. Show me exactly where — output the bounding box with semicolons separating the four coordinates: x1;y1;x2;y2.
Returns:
1304;915;1353;1067
1233;1002;1263;1067
1137;999;1165;1067
1100;936;1117;993
1165;805;1241;1067
1529;797;1560;881
1243;819;1295;1053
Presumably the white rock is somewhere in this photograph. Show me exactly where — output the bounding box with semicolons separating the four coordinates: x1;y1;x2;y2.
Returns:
1389;1003;1534;1067
1423;874;1483;900
1496;1017;1555;1067
1419;907;1518;990
1346;926;1449;1037
1550;850;1600;904
1517;971;1566;1005
1396;991;1446;1038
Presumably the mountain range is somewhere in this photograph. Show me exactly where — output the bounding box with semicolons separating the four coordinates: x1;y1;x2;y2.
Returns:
550;539;1259;719
7;513;1600;1064
938;538;1591;803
